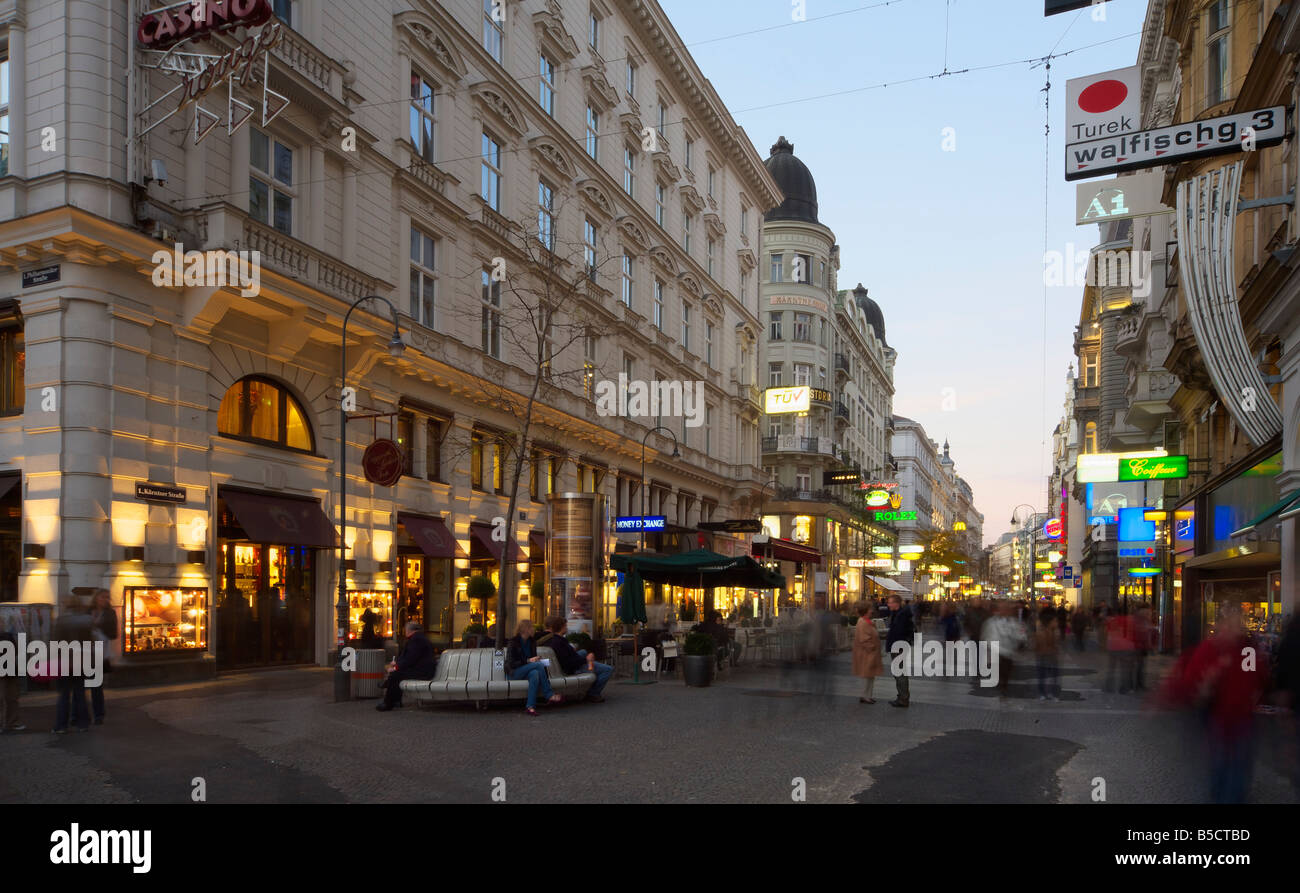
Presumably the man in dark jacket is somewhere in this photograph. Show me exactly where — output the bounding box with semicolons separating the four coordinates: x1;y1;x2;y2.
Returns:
696;611;730;669
885;595;914;708
538;616;612;702
377;622;437;711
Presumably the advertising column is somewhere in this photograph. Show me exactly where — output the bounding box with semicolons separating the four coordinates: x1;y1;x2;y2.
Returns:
547;493;606;638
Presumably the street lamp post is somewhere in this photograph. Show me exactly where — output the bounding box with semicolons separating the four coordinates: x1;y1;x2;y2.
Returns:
639;426;681;552
1010;504;1040;601
334;295;406;703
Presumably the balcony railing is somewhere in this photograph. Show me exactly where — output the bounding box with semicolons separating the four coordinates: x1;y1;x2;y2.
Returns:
835;400;850;421
835;353;850;375
761;435;835;456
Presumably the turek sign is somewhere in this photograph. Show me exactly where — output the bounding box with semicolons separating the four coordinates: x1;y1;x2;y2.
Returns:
1065;66;1140;145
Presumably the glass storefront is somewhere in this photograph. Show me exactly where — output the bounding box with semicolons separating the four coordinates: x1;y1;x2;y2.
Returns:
217;542;315;667
396;553;453;647
0;473;18;603
347;590;394;642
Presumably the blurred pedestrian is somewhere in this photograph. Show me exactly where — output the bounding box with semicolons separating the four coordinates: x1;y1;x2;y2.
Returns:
0;626;23;732
982;601;1026;697
1035;606;1061;701
1056;604;1069;642
853;602;883;704
52;613;93;734
965;598;987;642
1071;608;1090;652
1162;610;1266;803
1105;608;1135;694
87;589;118;726
939;601;961;642
1095;604;1110;651
1133;606;1154;691
1273;614;1300;797
885;595;914;708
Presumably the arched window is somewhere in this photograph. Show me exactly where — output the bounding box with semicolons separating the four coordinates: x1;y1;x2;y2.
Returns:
217;376;314;452
1084;421;1098;455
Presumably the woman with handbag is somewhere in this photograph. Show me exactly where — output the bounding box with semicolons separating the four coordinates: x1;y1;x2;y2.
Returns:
852;602;883;704
87;589;118;726
505;619;561;716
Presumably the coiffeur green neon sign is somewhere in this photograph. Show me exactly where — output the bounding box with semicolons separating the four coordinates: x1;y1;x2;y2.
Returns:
1118;455;1188;481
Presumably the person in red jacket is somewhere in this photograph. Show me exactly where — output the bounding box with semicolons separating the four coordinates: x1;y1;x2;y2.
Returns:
1104;607;1135;693
1161;609;1266;803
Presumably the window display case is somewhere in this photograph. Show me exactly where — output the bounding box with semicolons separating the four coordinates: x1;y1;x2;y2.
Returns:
125;587;207;652
347;590;394;642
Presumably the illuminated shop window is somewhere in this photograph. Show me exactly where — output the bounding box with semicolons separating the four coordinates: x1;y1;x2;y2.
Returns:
125;587;207;652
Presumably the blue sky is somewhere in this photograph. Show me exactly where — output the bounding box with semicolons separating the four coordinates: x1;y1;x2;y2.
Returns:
658;0;1148;545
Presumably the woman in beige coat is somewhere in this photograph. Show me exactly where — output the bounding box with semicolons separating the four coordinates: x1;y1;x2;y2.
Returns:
852;601;884;703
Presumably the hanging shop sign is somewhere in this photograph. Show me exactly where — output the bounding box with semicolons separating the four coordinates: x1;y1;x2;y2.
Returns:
1118;455;1188;481
698;519;762;533
137;0;275;50
1047;0;1108;16
1044;518;1063;539
873;510;917;522
1066;106;1284;181
1075;171;1172;225
1076;449;1169;483
764;387;811;414
824;470;861;486
1065;66;1140;146
361;439;404;487
863;484;902;510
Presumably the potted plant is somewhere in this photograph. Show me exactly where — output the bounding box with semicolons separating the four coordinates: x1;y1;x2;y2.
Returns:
461;622;487;647
530;580;545;602
466;574;496;604
682;632;716;687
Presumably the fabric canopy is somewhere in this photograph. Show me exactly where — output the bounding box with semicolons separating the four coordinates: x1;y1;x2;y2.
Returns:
221;488;336;548
469;522;526;562
752;536;821;564
398;513;466;559
610;549;785;590
1230;490;1300;538
865;574;908;593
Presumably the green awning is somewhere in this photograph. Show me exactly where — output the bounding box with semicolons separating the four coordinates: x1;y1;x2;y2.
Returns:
1230;489;1300;538
611;549;785;590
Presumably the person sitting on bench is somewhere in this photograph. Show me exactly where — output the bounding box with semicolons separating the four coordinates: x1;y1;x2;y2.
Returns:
697;611;734;669
538;616;612;703
377;622;437;711
505;619;563;716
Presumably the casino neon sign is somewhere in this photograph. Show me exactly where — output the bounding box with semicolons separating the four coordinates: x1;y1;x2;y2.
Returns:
138;0;275;50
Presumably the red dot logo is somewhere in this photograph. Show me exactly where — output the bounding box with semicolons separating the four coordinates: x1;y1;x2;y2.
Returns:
1078;79;1128;114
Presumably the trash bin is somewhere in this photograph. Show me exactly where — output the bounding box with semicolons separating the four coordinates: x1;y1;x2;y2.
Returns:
351;648;387;699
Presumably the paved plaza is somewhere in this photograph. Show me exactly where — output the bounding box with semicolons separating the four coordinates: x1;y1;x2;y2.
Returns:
3;643;1296;805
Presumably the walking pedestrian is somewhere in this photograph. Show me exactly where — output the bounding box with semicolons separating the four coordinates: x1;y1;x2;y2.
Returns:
1071;608;1089;652
0;626;24;732
885;595;914;708
52;613;93;734
87;589;118;726
852;602;883;704
1104;608;1135;693
1133;606;1154;690
981;601;1026;697
1273;614;1300;797
1035;606;1061;700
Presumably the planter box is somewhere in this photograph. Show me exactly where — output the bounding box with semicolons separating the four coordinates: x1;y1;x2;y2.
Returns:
682;654;713;687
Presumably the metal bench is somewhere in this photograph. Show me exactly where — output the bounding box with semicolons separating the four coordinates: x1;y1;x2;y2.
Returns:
399;646;596;709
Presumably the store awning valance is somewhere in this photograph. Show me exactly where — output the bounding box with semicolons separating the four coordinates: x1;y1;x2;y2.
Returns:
866;575;908;593
220;489;337;549
469;522;526;563
611;549;785;590
1230;490;1300;538
398;513;466;559
529;530;546;553
752;536;821;564
0;474;18;501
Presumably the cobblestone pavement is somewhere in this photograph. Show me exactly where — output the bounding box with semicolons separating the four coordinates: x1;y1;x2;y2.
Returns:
2;642;1296;804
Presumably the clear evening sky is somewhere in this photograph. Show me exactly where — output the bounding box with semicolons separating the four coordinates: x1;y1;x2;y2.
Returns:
658;0;1148;545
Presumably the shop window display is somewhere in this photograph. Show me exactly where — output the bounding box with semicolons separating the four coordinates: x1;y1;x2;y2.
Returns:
347;591;394;642
125;587;207;652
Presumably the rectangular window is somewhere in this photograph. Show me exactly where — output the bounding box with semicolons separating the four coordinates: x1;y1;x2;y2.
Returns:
623;354;635;382
537;180;555;251
0;319;24;416
685;138;694;170
583;218;598;279
705;406;713;455
657;102;667;138
530;452;541;502
793;313;811;343
683;213;692;254
483;0;504;62
705;321;714;367
707;166;715;197
653;279;664;328
583;333;597;400
794;363;811;386
769;311;783;341
623;146;635;196
409;226;436;328
589;12;600;51
817;365;826;389
682;302;691;353
1082;350;1099;388
538;54;556;116
655;183;666;227
272;0;294;27
0;55;8;177
480;132;502;211
409;72;437;162
481;269;501;358
249;129;294;234
706;238;715;279
626;61;636;98
818;260;826;287
621;253;634;307
426;419;442;482
471;432;485;490
397;411;415;477
768;362;783;388
740;206;748;237
585;106;600;161
819;318;828;348
770;254;783;283
1207;1;1229;105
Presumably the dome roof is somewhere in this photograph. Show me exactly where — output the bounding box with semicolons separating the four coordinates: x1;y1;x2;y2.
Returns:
763;136;818;224
852;283;887;346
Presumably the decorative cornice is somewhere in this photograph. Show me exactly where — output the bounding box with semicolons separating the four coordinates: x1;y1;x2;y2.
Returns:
470;83;528;138
617;216;650;251
529;137;577;181
533;2;580;62
649;246;678;276
395;11;468;82
582;65;620;112
652;150;680;183
579;180;615;221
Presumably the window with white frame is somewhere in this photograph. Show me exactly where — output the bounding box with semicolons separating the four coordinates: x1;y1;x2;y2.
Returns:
583;217;597;278
740;206;748;238
249;129;294;235
409;72;436;162
706;237;715;278
655;182;666;227
657;101;667;139
682;302;691;352
589;12;600;51
653;279;664;328
539;54;556;116
0;52;8;178
481;268;501;358
538;180;555;251
1207;0;1230;106
626;60;636;98
769;311;782;341
705;405;713;455
683;212;692;254
621;253;634;307
583;331;597;400
794;363;811;386
684;137;693;170
623;353;635;381
482;0;504;62
409;226;437;328
770;253;783;282
705;321;714;367
622;146;635;195
585;106;599;160
707;166;715;197
480;132;502;211
795;253;812;283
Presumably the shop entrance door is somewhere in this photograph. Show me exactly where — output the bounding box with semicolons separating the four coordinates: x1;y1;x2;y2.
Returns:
218;542;315;668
